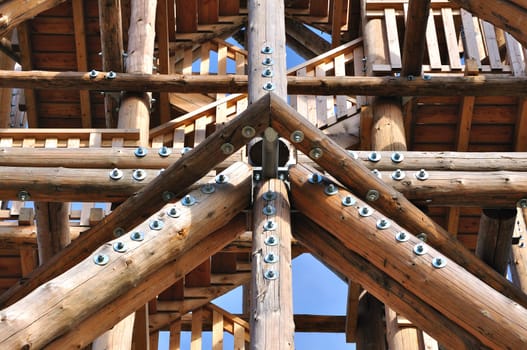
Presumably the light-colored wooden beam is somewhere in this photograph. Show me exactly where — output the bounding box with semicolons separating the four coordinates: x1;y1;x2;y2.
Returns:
0;162;252;349
4;70;527;96
344;281;361;343
35;202;71;264
0;95;270;308
289;164;527;349
285;18;330;57
293;214;485;350
401;0;430;77
16;22;37;127
269;93;527;309
511;207;527;292
250;179;294;349
331;0;344;48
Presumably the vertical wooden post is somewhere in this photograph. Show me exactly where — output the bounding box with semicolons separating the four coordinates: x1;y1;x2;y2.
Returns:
356;293;386;350
250;179;294;349
247;0;286;178
35;202;71;265
511;207;527;291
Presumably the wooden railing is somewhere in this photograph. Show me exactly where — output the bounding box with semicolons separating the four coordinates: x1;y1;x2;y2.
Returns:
365;0;527;76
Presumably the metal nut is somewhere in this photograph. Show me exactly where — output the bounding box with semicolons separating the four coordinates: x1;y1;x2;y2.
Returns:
358;206;373;217
262;68;273;77
17;190;30;201
366;189;380;202
368;151;381;162
413;243;427;255
263;191;277;201
342;195;356;207
263;220;277;231
263;82;275;91
132;169;147;181
415;169;429;181
308;173;323;184
324;184;338;196
265;235;279;246
134;146;147;157
181;194;196;206
105;71;117;79
109;168;123;180
130;231;145;241
158;146;171;157
201;183;216;194
395;231;409;242
264;252;278;264
264;269;278;280
372;169;382;179
263;204;276;216
113;241;127;253
261;46;273;54
309;147;323;159
149;219;164;230
391;152;404;163
242;126;256;138
262;57;274;66
89;69;98;78
215;174;229;184
376;218;391;230
391;169;405;181
93;253;109;265
167;206;181;218
432;257;447;268
113;227;125;237
291;130;304;143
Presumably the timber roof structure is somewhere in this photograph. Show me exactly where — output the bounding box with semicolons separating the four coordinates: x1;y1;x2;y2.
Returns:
0;0;527;349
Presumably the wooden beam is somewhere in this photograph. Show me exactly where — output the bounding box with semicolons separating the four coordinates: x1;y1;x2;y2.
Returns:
515;98;527;151
250;179;294;349
289;164;527;349
4;70;527;96
0;162;252;349
0;94;270;308
269;93;527;309
35;202;71;264
449;0;527;48
16;22;37;127
511;207;527;292
401;0;431;76
344;281;361;343
331;0;344;48
356;292;386;350
293;214;485;350
285;18;330;56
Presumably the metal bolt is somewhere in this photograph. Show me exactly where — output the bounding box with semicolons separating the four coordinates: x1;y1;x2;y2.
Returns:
416;233;427;242
263;82;275;91
242;126;256;138
109;168;123;180
134;146;147;157
263;220;277;231
324;183;338;196
407;75;414;81
262;57;274;66
432;257;447;268
366;189;380;202
264;252;278;264
424;74;432;80
263;204;276;216
105;71;117;79
415;169;429;181
395;231;409;242
132;169;146;181
262;68;273;77
391;152;404;163
17;190;30;201
518;198;527;208
221;142;234;155
264;269;278;280
215;174;229;184
348;150;358;159
113;241;127;253
291;130;304;143
372;169;382;179
113;227;125;237
308;173;323;184
130;231;144;241
368;151;381;162
149;219;164;230
309;147;323;159
358;206;373;217
181;194;196;206
253;172;262;182
181;146;193;154
265;235;279;246
263;191;277;201
376;218;391;230
162;191;175;202
201;183;216;194
391;169;405;181
261;46;273;54
89;69;98;78
158;146;171;157
342;195;356;207
167;206;181;218
413;243;427;255
93;253;109;265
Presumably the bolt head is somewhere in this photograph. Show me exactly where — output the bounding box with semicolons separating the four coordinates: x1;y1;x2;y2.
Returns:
264;269;278;280
265;235;279;246
391;152;404;163
263;220;277;231
342;195;356;206
395;231;409;242
158;146;171;157
366;189;380;202
413;243;427;255
131;231;144;241
149;219;164;230
262;57;274;66
242;126;256;138
215;174;229;184
113;227;125;237
167;206;181;218
358;206;373;217
432;256;447;268
93;253;109;265
291;130;304;143
263;82;275;91
220;142;235;155
309;147;323;159
17;190;30;201
134;147;147;157
308;173;323;184
264;253;278;264
181;194;196;206
368;151;381;162
132;169;146;181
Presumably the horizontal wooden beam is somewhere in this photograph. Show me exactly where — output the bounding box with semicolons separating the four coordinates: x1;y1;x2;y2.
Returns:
293;214;484;350
289;164;527;349
0;94;270;308
0;162;252;349
269;93;527;309
2;70;527;96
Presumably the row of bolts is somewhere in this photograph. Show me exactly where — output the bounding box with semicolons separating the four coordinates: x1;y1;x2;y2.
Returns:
93;173;229;266
261;189;280;280
308;172;448;269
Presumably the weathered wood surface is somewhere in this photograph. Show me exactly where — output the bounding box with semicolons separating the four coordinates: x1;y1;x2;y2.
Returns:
511;208;527;292
250;179;294;350
401;0;431;76
35;202;71;264
3;70;527;96
269;93;527;309
293;215;485;350
0;162;252;349
289;164;527;349
0;95;270;308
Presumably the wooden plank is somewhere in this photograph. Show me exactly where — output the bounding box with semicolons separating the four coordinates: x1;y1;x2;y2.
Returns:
505;32;525;76
212;310;223;350
175;0;197;33
344;281;361;342
441;8;462;70
16;22;37;127
234;322;245;349
401;0;430;76
334;54;347;118
216;42;228;125
191;308;203;350
515;98;527;151
156;0;171;124
480;20;502;70
460;9;481;69
169;319;181;350
315;63;334;126
310;0;329;17
198;0;218;25
384;8;401;70
424;9;442;70
219;0;239;16
331;0;344;48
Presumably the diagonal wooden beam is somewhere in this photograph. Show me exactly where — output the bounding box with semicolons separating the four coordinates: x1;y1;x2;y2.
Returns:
268;92;527;309
401;0;430;76
0;162;252;349
0;93;270;308
290;164;527;349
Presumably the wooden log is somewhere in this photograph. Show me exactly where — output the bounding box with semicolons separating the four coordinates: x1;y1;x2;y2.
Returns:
270;93;527;309
0;226;84;249
35;202;71;264
510;208;527;292
250;179;294;350
476;209;516;275
0;95;270;308
3;70;527;96
356;293;386;350
293;214;485;350
371;98;406;151
401;0;431;76
289;164;527;349
0;162;252;349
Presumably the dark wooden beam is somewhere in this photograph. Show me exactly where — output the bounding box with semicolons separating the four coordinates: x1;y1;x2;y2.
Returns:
401;0;431;76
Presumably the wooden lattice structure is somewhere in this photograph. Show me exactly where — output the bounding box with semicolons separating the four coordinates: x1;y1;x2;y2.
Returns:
0;0;527;349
